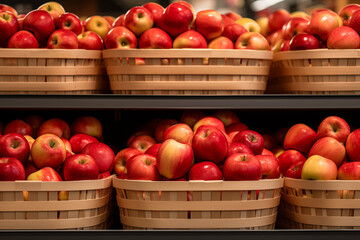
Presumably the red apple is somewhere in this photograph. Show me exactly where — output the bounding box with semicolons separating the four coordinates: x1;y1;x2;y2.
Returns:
125;154;161;181
78;31;104;50
0;11;19;47
235;32;270;50
223;153;262;180
154;119;178;143
317;116;351;143
145;143;161;157
226;122;249;134
268;9;291;33
69;133;99;154
222;14;235;27
282;17;310;40
284;160;305;179
55;12;82;35
104;26;137;49
84;15;111;40
261;148;276;158
114;147;142;177
71;116;103;140
156;139;194;179
25;161;39;179
195;9;224;41
31;133;66;169
307;10;342;42
301;155;338;180
277;149;306;175
0;4;18;17
327;26;360;49
139;28;172;49
124;6;153;37
37;118;70;139
338;162;360;180
23;115;44;137
188;161;223;181
289;33;320;50
232;130;264;155
173;30;207;48
80;142;115;173
38;1;65;21
349;9;360;35
222;23;247;42
23;9;55;45
112;14;125;28
0;133;30;165
345;129;360;162
126;130;153;147
193;116;226;133
160;2;194;37
180;110;206;129
192;125;228;164
212;110;240;128
47;29;79;49
128;135;157;153
273;146;284;158
308;136;346;167
63;154;99;181
17;13;25;30
262;133;277;151
339;4;360;26
227;141;253;158
0;157;25;181
143;2;164;27
283;123;317;154
228;131;239;143
280;39;291;51
98;171;111;179
163;123;193;145
27;166;62;181
3;119;33;136
256;155;280;179
7;30;39;48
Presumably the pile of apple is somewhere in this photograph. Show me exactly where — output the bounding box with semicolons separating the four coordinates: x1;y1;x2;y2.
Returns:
114;110;281;181
261;4;360;51
0;2;107;49
277;116;360;180
0;115;115;183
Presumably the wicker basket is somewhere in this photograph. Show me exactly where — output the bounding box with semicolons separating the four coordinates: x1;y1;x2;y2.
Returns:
0;49;109;94
268;49;360;94
113;177;283;230
0;176;113;230
103;49;273;95
277;177;360;229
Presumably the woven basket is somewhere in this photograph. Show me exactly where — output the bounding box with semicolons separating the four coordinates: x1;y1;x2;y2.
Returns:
277;177;360;229
0;49;109;94
103;49;273;95
0;176;113;230
113;177;283;230
268;49;360;94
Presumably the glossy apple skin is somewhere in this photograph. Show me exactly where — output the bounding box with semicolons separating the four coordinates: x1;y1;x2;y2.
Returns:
69;133;99;154
301;155;338;180
277;149;306;175
235;32;270;50
195;10;224;41
308;137;346;167
128;135;157;154
71;116;103;140
212;110;240;128
112;14;125;28
38;1;65;21
143;2;164;28
0;11;19;47
0;133;30;165
80;142;115;173
55;12;82;35
222;23;247;42
261;148;276;158
307;10;342;42
223;153;262;181
25;161;39;179
114;148;142;177
144;143;161;157
188;161;223;180
157;139;194;179
139;28;172;49
349;10;360;34
47;29;79;49
3;119;33;136
338;4;360;26
289;33;320;50
256;155;280;179
338;162;360;180
227;142;253;158
232;130;264;155
192;125;228;164
125;154;161;181
225;122;249;134
78;31;104;50
225;12;242;21
160;2;194;37
84;15;111;40
222;14;235;27
283;123;317;154
126;130;153;147
173;30;207;49
8;30;39;48
180;110;207;129
317;116;350;143
163;123;194;145
280;39;291;51
268;9;291;33
104;26;137;49
124;6;154;36
0;157;25;181
235;18;260;33
284;160;305;179
37;118;70;139
193;116;226;133
31;134;66;169
327;26;360;49
27;167;62;181
63;154;99;181
0;4;18;17
154;119;178;143
346;129;360;162
23;10;55;45
282;17;310;40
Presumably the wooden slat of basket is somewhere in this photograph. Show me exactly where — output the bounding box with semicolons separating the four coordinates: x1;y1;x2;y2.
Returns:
271;66;360;77
0;49;102;59
0;81;107;92
284;178;360;190
273;49;360;61
0;66;105;75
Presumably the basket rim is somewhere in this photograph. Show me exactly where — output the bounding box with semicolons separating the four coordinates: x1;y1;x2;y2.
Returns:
273;48;360;61
284;177;360;190
0;48;102;59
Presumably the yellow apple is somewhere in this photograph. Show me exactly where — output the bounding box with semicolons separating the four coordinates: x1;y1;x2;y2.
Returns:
235;18;261;33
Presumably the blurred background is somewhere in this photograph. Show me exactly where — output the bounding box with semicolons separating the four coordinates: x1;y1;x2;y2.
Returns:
1;0;360;20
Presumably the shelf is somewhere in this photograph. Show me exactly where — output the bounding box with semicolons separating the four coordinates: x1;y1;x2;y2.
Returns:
1;94;360;110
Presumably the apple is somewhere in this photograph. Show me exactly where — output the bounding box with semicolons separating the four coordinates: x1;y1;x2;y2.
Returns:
256;155;280;179
38;1;65;21
145;143;162;157
0;157;25;181
222;14;235;27
207;36;234;49
162;123;193;145
80;142;115;173
173;30;207;49
235;32;270;50
338;162;360;180
139;28;172;49
275;127;288;145
284;160;305;179
160;2;194;37
27;167;62;181
124;6;153;37
261;148;276;158
282;17;310;40
188;161;223;181
345;129;360;162
193;116;226;133
226;122;249;134
128;135;157;153
338;4;360;26
283;123;317;154
277;149;306;175
349;10;360;34
307;10;342;42
156;139;194;179
126;130;153;147
227;142;253;158
84;15;111;40
195;10;224;41
98;171;111;179
280;39;291;51
289;33;320;50
235;18;260;33
0;4;18;17
262;133;277;151
23;115;44;137
268;9;291;33
223;153;262;180
0;133;30;165
192;125;228;164
103;16;115;26
154;119;178;143
222;23;247;42
17;13;25;30
23;9;55;45
227;131;240;143
69;133;99;154
112;14;125;28
63;154;99;181
47;29;79;49
55;12;82;35
301;155;338;180
104;26;137;49
327;26;360;49
212;110;240;128
0;11;19;47
3;119;33;136
114;147;142;177
232;130;264;155
273;146;285;158
317;116;350;144
31;133;66;169
180;110;206;129
71;116;103;140
225;12;242;21
266;29;283;47
78;31;104;50
143;2;164;27
37;118;70;139
125;154;161;181
308;137;346;167
256;17;269;37
25;161;39;179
